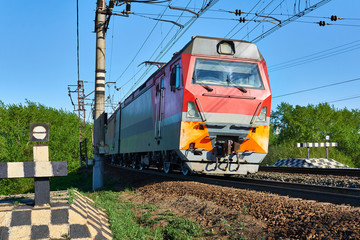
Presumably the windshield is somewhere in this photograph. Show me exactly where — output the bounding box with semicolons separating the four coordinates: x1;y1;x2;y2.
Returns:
192;59;264;89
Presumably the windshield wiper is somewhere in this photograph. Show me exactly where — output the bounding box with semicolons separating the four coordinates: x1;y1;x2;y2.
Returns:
234;85;247;93
201;84;213;92
193;76;213;92
226;74;247;93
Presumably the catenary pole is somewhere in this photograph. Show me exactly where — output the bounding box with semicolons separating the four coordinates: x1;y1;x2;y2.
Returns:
93;0;106;190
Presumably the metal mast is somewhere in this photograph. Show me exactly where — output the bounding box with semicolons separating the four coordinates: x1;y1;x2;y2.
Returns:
77;80;88;167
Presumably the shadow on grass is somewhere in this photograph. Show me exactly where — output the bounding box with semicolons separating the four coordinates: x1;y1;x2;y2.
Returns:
0;196;32;206
50;167;93;192
51;164;183;194
50;166;130;194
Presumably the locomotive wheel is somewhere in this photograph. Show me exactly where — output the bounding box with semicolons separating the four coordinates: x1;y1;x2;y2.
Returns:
163;161;171;174
139;161;144;170
118;159;124;167
181;162;190;176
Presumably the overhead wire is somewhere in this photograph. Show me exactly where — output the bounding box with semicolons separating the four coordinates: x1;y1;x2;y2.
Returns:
293;19;360;27
241;0;286;40
251;0;333;43
269;40;360;72
108;19;115;84
150;2;222;11
326;95;360;104
116;0;170;3
138;0;360;23
229;0;284;39
119;0;193;100
113;2;170;87
106;18;117;112
224;0;263;38
119;0;219;101
125;0;219;98
273;77;360;98
147;2;360;22
111;8;172;97
265;14;360;20
76;0;80;82
129;11;360;25
132;12;234;21
68;0;79;112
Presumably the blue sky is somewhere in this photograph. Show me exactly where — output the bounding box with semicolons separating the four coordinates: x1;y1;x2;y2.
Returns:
1;0;359;120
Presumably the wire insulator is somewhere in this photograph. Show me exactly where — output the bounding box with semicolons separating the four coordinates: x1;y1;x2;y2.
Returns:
109;0;114;9
319;21;326;26
126;2;131;12
238;17;246;23
330;15;338;21
235;9;241;16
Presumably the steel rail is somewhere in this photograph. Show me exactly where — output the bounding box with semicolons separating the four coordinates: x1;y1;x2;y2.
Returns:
106;163;360;207
258;166;360;177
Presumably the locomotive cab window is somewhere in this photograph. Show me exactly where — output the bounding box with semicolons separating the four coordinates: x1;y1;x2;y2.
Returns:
170;64;181;91
160;77;164;89
192;59;264;90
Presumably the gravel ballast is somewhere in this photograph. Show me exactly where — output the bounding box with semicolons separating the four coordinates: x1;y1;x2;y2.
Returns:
138;181;360;239
246;171;360;188
105;166;360;239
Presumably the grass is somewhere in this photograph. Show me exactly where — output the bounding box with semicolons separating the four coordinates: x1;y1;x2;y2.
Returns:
90;191;155;239
239;222;246;229
220;218;234;235
61;233;70;239
67;188;76;204
50;168;93;192
162;217;202;240
242;206;248;214
89;190;204;240
53;167;207;239
135;203;158;211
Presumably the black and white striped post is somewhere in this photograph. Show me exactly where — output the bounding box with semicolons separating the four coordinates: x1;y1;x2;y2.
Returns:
325;135;330;159
0;123;67;206
31;123;51;205
297;142;338;159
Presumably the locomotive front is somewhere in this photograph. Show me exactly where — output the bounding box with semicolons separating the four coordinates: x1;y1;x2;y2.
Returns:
178;37;271;174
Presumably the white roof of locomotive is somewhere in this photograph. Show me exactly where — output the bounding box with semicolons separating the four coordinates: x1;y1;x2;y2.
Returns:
176;36;264;61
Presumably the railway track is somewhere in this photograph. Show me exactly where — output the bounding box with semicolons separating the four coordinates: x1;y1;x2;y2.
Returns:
107;163;360;207
258;166;360;177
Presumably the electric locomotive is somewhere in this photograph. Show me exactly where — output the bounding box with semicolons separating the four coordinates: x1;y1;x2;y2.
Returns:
105;36;271;175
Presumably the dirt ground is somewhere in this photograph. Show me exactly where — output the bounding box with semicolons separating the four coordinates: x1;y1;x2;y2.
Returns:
104;165;360;239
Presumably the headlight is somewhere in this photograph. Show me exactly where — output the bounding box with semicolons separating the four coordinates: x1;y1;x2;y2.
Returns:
257;107;267;121
187;102;200;118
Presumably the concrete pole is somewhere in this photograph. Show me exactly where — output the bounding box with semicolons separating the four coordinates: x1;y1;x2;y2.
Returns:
326;147;329;159
93;0;106;190
307;147;310;159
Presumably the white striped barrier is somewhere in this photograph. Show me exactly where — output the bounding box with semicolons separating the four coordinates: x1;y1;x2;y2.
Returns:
0;161;67;178
297;142;338;159
296;142;338;148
